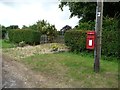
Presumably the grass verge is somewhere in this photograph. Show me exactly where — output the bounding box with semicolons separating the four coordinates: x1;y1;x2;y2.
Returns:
0;39;16;49
23;52;118;88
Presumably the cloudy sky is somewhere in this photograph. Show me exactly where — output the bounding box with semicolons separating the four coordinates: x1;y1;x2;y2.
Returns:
0;0;79;30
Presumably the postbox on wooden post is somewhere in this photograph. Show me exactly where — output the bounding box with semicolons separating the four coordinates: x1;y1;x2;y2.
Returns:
86;31;95;50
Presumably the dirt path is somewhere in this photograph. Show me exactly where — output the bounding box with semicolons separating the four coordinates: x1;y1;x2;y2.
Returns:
2;54;71;88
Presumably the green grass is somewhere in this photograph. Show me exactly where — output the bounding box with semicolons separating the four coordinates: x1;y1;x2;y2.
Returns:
0;39;16;49
23;52;118;88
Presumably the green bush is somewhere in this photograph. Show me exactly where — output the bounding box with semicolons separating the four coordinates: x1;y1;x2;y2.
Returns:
102;17;119;57
2;29;6;39
65;17;119;58
64;30;86;52
50;43;59;51
8;29;41;45
18;41;26;47
76;21;95;30
102;31;118;56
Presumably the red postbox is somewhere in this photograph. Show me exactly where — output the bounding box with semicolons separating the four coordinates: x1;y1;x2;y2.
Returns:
86;31;95;49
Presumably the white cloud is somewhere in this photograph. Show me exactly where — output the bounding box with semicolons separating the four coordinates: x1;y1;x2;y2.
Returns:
0;0;79;30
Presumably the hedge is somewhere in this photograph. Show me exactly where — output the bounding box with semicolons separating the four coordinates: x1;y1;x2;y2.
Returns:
64;17;119;58
102;30;119;57
64;30;86;52
64;30;119;57
8;29;41;45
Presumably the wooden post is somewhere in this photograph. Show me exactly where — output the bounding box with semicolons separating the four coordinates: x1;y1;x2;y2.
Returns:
94;0;103;72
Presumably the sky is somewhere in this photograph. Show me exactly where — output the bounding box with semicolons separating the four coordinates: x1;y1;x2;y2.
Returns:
0;0;79;30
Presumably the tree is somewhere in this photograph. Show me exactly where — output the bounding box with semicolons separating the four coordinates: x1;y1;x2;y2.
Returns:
45;24;57;42
29;24;37;30
36;20;48;34
21;19;58;42
0;25;6;39
22;25;28;29
6;25;19;29
59;2;120;22
27;19;57;42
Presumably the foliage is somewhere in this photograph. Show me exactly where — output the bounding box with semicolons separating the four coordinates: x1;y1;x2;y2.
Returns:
76;21;95;30
102;17;119;57
0;25;7;39
65;17;119;58
18;41;26;47
64;30;86;52
36;20;57;42
59;2;120;21
0;25;20;39
59;2;96;21
8;29;41;45
36;20;48;34
50;43;59;51
1;19;58;43
4;39;10;43
6;25;19;29
0;39;16;49
25;19;57;43
22;25;28;29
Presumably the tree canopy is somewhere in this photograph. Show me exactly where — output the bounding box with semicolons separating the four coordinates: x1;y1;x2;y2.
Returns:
59;2;120;22
22;19;57;39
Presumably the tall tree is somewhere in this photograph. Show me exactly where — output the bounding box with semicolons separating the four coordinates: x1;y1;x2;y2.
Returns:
59;2;120;21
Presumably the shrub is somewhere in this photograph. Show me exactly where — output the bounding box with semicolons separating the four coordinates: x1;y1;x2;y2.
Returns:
102;17;119;57
102;30;118;57
2;29;7;39
50;43;59;51
76;21;95;30
64;30;86;52
65;17;119;58
4;39;10;43
8;29;41;45
0;26;7;39
18;41;26;47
